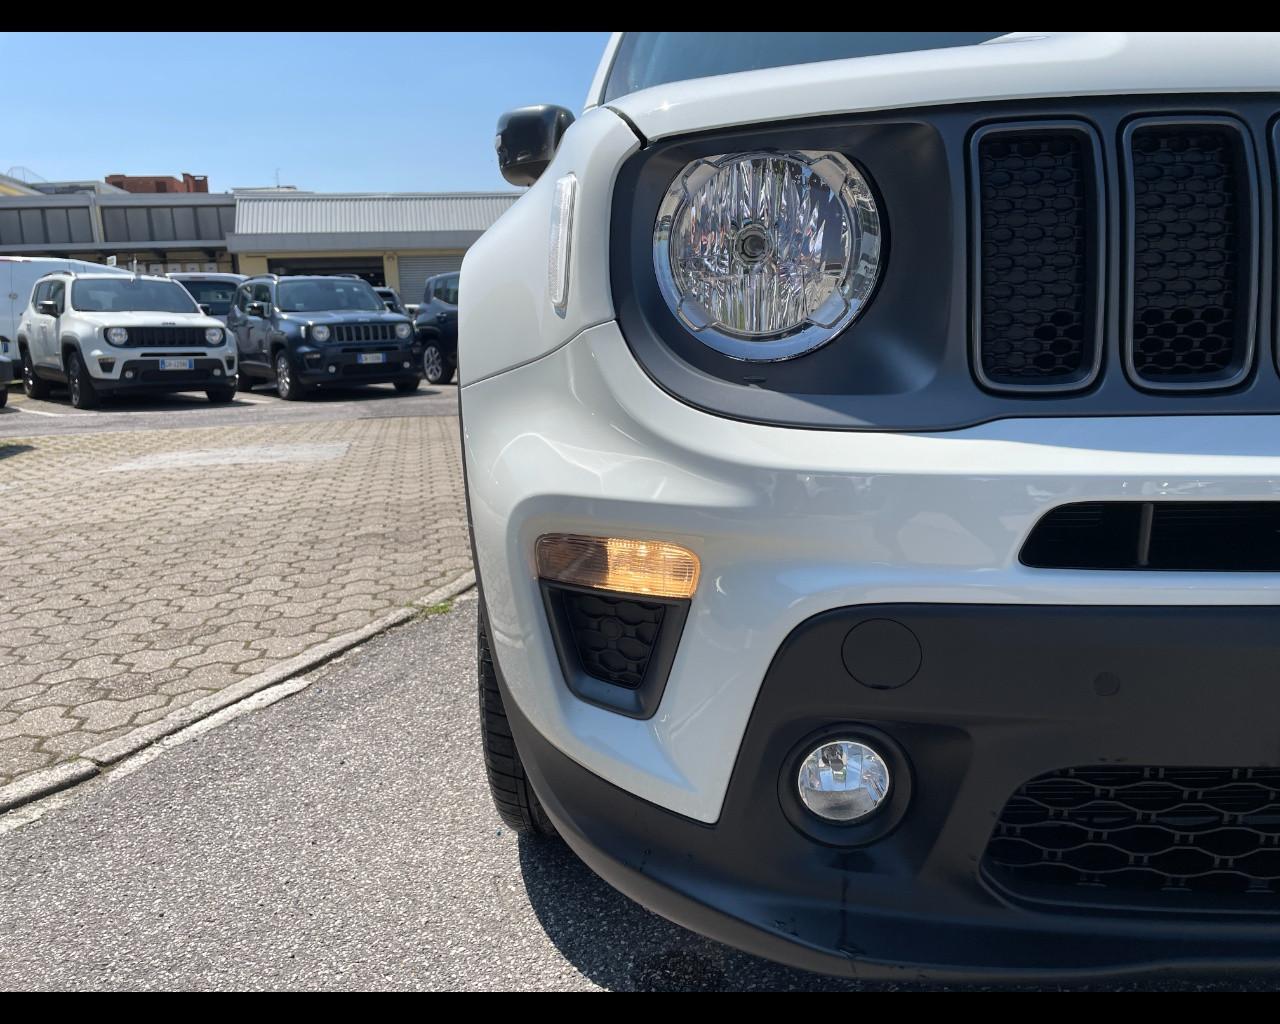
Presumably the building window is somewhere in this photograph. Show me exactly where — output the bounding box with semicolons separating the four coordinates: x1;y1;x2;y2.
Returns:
0;210;22;245
172;207;197;240
44;209;71;244
125;207;149;240
149;208;176;241
19;209;44;244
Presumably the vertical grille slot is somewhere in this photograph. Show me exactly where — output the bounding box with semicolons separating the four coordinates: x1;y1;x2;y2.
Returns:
1124;119;1258;390
972;123;1103;393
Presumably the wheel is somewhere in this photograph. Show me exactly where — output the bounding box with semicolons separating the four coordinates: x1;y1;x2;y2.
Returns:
479;616;557;838
0;385;7;408
67;351;99;409
273;351;308;401
421;341;453;385
20;348;50;400
235;371;254;393
394;377;421;394
206;387;235;404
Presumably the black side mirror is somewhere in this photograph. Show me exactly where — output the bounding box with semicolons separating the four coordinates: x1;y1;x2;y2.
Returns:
246;301;267;318
495;104;575;187
36;300;58;316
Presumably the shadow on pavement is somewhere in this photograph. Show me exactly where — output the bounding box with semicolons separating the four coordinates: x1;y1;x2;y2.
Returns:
0;442;34;461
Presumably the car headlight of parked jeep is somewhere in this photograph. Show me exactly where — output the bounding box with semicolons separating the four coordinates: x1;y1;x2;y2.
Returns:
395;322;412;340
653;150;882;362
310;324;331;343
205;327;224;345
106;327;129;345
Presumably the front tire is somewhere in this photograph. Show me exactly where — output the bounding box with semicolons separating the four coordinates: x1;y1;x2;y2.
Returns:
394;377;420;394
21;348;51;400
67;351;99;409
479;617;557;838
206;387;235;404
421;341;454;385
0;385;7;408
236;371;254;393
274;351;307;401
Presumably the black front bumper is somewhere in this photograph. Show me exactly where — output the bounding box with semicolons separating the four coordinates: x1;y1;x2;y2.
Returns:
296;346;419;384
500;603;1280;981
99;358;234;395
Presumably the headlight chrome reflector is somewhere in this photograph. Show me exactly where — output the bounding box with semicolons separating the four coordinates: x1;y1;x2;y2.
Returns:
204;327;224;345
654;150;882;361
395;322;412;339
106;327;129;345
310;324;331;343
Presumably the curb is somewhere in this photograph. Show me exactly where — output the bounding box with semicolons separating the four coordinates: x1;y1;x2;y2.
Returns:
0;569;476;815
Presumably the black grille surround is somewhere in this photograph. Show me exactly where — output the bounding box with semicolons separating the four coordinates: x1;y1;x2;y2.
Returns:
972;122;1104;392
608;95;1279;431
985;766;1280;915
113;325;220;347
1121;117;1260;391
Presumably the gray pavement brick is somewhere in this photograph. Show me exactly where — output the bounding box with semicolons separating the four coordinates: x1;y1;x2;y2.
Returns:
0;414;469;788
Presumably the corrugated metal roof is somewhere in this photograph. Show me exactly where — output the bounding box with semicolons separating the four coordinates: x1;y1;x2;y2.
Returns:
233;192;521;235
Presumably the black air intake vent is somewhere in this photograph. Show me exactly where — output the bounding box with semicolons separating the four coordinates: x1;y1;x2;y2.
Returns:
985;766;1280;913
972;123;1102;392
1123;120;1258;390
1021;501;1280;571
539;582;689;720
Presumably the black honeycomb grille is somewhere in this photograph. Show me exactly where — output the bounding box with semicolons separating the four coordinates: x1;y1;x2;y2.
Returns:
976;130;1096;389
119;326;218;347
562;590;665;689
985;766;1280;911
1128;125;1247;385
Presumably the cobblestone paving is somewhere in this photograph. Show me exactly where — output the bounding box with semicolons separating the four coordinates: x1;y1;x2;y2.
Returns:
0;416;470;787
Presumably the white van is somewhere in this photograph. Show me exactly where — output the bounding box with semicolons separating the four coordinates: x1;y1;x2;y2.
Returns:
1;256;129;367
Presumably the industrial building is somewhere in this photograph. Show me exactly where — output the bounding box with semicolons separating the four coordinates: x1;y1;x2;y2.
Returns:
0;176;520;302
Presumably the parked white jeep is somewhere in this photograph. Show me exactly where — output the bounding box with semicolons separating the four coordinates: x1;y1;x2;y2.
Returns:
462;31;1280;981
16;271;238;408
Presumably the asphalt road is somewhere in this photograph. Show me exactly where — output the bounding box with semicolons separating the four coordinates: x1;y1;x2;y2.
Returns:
2;598;1276;991
0;380;458;438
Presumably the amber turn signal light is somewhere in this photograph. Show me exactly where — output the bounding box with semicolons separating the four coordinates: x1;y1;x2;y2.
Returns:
535;534;700;600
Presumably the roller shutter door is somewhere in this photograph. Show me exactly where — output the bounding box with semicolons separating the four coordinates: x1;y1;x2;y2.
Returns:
397;254;465;306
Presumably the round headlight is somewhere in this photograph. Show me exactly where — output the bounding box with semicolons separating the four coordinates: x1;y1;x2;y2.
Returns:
106;327;129;345
311;324;331;343
205;327;224;345
796;740;890;822
654;150;881;362
395;322;412;340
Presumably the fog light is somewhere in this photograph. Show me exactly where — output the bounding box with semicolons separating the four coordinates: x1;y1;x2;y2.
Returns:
124;370;135;379
402;360;411;369
536;534;699;599
213;368;222;377
328;364;337;374
797;740;890;822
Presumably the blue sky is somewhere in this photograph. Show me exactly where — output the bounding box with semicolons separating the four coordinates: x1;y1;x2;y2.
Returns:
7;32;612;194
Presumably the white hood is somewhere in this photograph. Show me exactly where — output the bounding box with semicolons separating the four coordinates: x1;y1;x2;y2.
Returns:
606;32;1280;141
78;309;225;331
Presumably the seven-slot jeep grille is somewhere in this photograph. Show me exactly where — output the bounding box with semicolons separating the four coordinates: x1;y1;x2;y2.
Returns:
333;323;399;343
985;766;1280;912
114;326;218;347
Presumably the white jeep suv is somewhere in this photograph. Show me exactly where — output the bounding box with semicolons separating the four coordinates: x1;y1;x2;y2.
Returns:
17;272;238;408
462;32;1280;981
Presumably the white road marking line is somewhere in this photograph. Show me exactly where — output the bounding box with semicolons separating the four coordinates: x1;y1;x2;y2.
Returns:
13;406;66;417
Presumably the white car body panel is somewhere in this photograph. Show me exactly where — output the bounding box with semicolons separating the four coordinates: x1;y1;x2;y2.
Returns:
458;106;638;386
466;321;1280;823
603;32;1280;140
